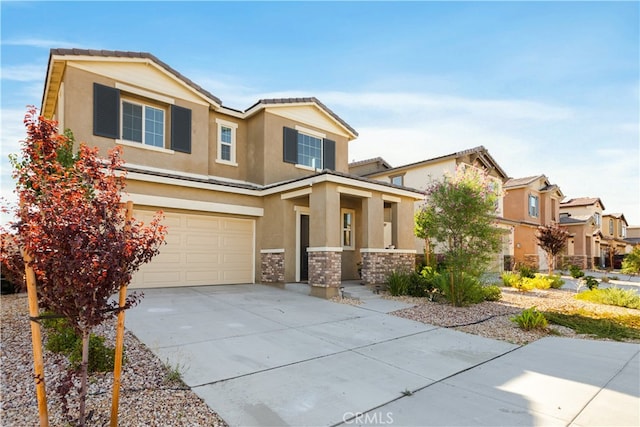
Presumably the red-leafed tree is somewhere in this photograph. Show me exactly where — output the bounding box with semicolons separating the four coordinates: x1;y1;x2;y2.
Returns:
536;224;570;275
3;108;167;425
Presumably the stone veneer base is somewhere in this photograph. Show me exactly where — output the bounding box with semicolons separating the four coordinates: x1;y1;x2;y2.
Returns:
260;250;285;284
307;250;342;291
361;250;415;286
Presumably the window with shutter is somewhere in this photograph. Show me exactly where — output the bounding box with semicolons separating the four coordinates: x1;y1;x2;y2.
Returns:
283;126;336;170
93;83;120;139
170;105;191;153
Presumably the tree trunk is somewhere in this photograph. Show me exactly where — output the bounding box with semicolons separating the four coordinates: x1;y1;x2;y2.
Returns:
548;252;553;276
78;329;90;426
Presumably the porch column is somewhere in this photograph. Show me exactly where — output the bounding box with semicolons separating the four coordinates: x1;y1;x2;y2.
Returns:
308;182;341;298
361;195;384;248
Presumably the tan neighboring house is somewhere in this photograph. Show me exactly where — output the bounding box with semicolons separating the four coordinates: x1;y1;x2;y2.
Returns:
601;213;631;267
559;197;605;269
350;146;515;272
41;48;424;297
503;175;564;271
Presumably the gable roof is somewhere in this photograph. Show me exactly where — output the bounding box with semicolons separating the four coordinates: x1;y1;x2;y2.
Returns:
360;146;509;180
604;213;628;226
504;174;564;198
244;97;358;139
43;49;357;139
44;49;222;115
560;197;605;210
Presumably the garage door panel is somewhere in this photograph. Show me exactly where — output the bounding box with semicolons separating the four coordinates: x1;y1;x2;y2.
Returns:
131;210;254;288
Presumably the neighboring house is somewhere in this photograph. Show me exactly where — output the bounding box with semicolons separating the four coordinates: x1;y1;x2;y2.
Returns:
40;49;424;297
503;175;564;271
350;146;515;272
625;225;640;247
601;213;631;267
559;197;606;269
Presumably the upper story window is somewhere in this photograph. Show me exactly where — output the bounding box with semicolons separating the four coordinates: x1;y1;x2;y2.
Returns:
122;100;165;148
283;126;336;170
298;133;323;169
390;175;404;186
622;224;627;238
528;194;539;218
609;219;614;235
93;83;192;154
594;212;601;227
216;118;238;165
341;208;355;250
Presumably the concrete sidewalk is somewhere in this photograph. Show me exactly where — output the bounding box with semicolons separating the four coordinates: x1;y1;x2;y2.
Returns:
125;284;639;427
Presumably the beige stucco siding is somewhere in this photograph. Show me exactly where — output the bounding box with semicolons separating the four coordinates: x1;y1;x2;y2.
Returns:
61;65;211;176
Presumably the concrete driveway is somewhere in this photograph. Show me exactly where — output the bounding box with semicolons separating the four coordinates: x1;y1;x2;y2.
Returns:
125;284;639;427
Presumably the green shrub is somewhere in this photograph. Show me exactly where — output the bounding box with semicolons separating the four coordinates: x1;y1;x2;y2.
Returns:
569;264;585;279
481;285;502;301
435;272;485;306
42;313;117;373
548;274;565;289
386;270;410;296
406;271;429;297
501;271;520;287
511;307;548;330
576;287;640;309
600;276;610;283
517;265;537;279
583;276;599;290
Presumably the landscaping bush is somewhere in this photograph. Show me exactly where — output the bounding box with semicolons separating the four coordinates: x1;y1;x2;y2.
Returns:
513;277;536;292
386;270;410;296
582;276;599;290
517;264;537;279
42;313;117;373
481;285;502;301
569;264;585;279
407;271;431;297
511;307;548;330
501;271;520;287
548;274;565;289
576;287;640;309
435;272;485;306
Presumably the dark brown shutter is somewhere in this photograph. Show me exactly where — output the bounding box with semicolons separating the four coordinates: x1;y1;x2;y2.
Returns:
171;105;192;153
93;83;120;139
323;138;335;170
283;127;298;164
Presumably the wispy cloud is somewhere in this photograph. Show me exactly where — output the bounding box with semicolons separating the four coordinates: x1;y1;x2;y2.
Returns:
1;64;46;82
2;38;84;49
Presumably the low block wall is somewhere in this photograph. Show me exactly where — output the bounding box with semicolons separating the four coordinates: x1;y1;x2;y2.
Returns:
361;250;415;286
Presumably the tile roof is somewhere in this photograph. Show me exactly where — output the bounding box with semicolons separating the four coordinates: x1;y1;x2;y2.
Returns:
247;98;358;137
504;175;545;188
50;48;223;105
348;157;392;168
560;197;605;210
48;49;357;137
360;145;508;179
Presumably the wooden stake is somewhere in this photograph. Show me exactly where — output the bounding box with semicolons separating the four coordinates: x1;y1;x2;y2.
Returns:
23;250;49;427
110;201;133;427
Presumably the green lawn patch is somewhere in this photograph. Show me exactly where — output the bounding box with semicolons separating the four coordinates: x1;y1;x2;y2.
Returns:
576;287;640;309
544;309;640;342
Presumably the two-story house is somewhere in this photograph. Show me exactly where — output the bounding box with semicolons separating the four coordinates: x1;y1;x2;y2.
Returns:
559;197;605;269
40;49;424;298
503;175;564;271
350;146;515;272
601;213;630;267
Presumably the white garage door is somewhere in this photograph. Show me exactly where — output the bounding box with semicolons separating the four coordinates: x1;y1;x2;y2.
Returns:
130;209;255;288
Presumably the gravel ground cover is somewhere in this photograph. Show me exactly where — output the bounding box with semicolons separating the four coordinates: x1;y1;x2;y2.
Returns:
0;293;227;427
387;286;640;345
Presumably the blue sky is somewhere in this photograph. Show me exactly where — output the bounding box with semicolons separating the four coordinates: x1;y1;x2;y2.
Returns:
1;1;639;224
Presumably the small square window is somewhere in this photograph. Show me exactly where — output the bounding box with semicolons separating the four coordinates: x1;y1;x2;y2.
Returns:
391;175;404;186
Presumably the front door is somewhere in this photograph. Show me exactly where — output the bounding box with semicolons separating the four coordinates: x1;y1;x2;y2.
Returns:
300;214;309;281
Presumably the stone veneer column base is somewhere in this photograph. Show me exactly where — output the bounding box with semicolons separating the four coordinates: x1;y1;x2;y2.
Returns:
307;248;342;299
360;249;416;286
563;255;587;269
523;254;540;270
260;249;285;285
